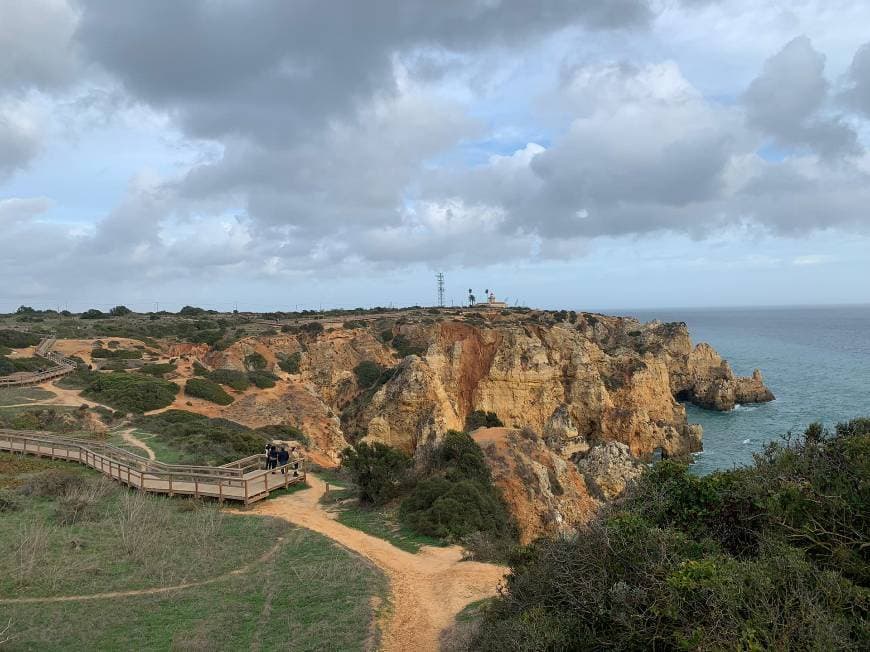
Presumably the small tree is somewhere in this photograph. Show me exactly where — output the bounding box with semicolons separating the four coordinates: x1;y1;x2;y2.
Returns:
80;308;107;320
109;305;132;317
341;442;411;505
353;360;383;388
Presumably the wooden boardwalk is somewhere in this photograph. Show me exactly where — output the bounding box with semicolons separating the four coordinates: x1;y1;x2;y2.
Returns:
0;337;77;388
0;429;306;504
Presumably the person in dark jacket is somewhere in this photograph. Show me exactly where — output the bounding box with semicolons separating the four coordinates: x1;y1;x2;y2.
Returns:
267;444;278;471
277;447;290;474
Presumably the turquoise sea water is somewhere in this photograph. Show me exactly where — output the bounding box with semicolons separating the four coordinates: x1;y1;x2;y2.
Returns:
627;305;870;474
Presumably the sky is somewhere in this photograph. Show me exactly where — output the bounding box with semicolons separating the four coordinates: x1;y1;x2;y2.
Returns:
1;0;870;313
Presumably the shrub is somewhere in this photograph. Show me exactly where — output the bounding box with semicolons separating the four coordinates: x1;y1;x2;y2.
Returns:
471;420;870;650
82;372;178;413
380;329;394;342
244;352;267;370
192;361;208;377
139;363;177;377
248;370;279;388
134;410;266;465
277;352;302;374
0;329;41;349
80;308;108;320
465;410;503;431
207;368;250;391
109;305;132;317
301;322;324;335
341;442;411;505
18;470;86;498
178;306;206;316
391;334;425;358
0;357;15;375
91;347;143;359
353;360;383;388
256;424;309;446
185;378;234;405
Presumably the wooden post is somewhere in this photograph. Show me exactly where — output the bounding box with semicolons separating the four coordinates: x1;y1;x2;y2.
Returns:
168;475;173;496
244;478;249;505
194;478;199;498
218;481;223;504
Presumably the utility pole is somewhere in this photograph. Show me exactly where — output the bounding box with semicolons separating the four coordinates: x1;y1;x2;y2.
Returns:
436;272;445;308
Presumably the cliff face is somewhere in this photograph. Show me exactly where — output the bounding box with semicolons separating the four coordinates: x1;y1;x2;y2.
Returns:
157;309;772;538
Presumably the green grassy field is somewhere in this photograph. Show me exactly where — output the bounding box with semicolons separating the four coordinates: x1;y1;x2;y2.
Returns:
0;454;386;651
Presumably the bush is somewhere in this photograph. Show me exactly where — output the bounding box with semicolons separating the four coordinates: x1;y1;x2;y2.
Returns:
277;352;302;374
341;442;411;505
0;329;41;349
353;360;383;388
391;334;425;358
248;370;279;388
192;361;208;377
139;363;177;377
80;308;108;320
207;368;250;391
18;470;86;498
256;424;309;446
472;420;870;650
301;322;324;335
465;410;503;431
0;357;15;375
244;352;267;370
91;347;143;359
178;306;206;316
109;305;132;317
134;410;266;465
82;372;179;413
185;378;234;405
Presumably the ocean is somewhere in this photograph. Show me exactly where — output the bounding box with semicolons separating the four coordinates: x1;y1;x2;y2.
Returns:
627;305;870;474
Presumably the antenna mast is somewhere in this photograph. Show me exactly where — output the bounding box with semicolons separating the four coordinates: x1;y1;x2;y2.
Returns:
436;272;445;307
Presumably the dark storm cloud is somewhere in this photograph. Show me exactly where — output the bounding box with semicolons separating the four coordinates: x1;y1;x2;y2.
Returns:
744;36;858;157
74;0;652;143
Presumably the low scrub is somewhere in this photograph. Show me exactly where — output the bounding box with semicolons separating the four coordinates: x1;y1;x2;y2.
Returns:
247;369;279;388
244;352;267;370
184;378;234;405
341;442;412;505
0;329;41;349
472;419;870;650
139;362;177;377
277;351;302;373
353;360;383;388
207;368;250;391
91;347;143;359
81;372;178;413
134;410;267;465
465;410;503;430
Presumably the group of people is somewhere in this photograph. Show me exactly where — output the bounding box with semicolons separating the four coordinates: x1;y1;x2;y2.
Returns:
265;443;302;476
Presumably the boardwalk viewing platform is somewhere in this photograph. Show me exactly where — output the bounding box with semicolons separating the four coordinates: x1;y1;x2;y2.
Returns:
0;336;77;388
0;429;306;504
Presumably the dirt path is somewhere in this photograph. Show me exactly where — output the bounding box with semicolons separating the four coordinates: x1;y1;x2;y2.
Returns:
119;428;156;461
0;536;285;605
247;475;506;652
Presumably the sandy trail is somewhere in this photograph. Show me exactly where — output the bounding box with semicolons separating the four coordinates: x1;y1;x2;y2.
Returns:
119;428;156;460
247;475;506;652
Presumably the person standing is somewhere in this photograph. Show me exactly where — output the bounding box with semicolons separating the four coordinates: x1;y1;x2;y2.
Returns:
267;444;278;472
277;446;290;474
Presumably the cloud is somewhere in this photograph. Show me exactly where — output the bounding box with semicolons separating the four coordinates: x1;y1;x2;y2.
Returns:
744;36;858;157
0;99;42;180
843;41;870;117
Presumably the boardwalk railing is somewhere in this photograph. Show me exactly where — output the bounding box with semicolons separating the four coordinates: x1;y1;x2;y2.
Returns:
0;337;77;388
0;429;306;505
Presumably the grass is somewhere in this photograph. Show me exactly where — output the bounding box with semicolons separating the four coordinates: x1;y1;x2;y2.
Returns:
0;387;56;406
320;482;444;554
0;454;387;651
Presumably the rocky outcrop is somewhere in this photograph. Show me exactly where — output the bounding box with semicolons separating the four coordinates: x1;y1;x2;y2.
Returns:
473;428;598;544
575;441;645;501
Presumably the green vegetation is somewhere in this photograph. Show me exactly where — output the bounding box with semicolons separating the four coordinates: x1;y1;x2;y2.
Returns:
465;410;503;430
91;347;143;359
353;360;383;388
80;308;108;320
0;406;98;433
244;351;267;370
207;367;250;391
134;410;265;465
391;333;425;357
278;351;302;373
108;305;132;316
340;432;516;560
256;423;310;446
342;441;411;505
184;377;234;405
248;369;279;388
76;371;178;413
0;355;53;375
0;329;41;349
138;362;177;377
472;420;870;650
0;454;385;651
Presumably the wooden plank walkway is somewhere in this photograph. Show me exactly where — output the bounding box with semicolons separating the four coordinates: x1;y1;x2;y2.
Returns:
0;336;77;388
0;429;306;504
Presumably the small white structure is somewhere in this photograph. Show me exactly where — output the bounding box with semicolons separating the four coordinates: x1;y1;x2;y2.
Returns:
477;290;507;309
